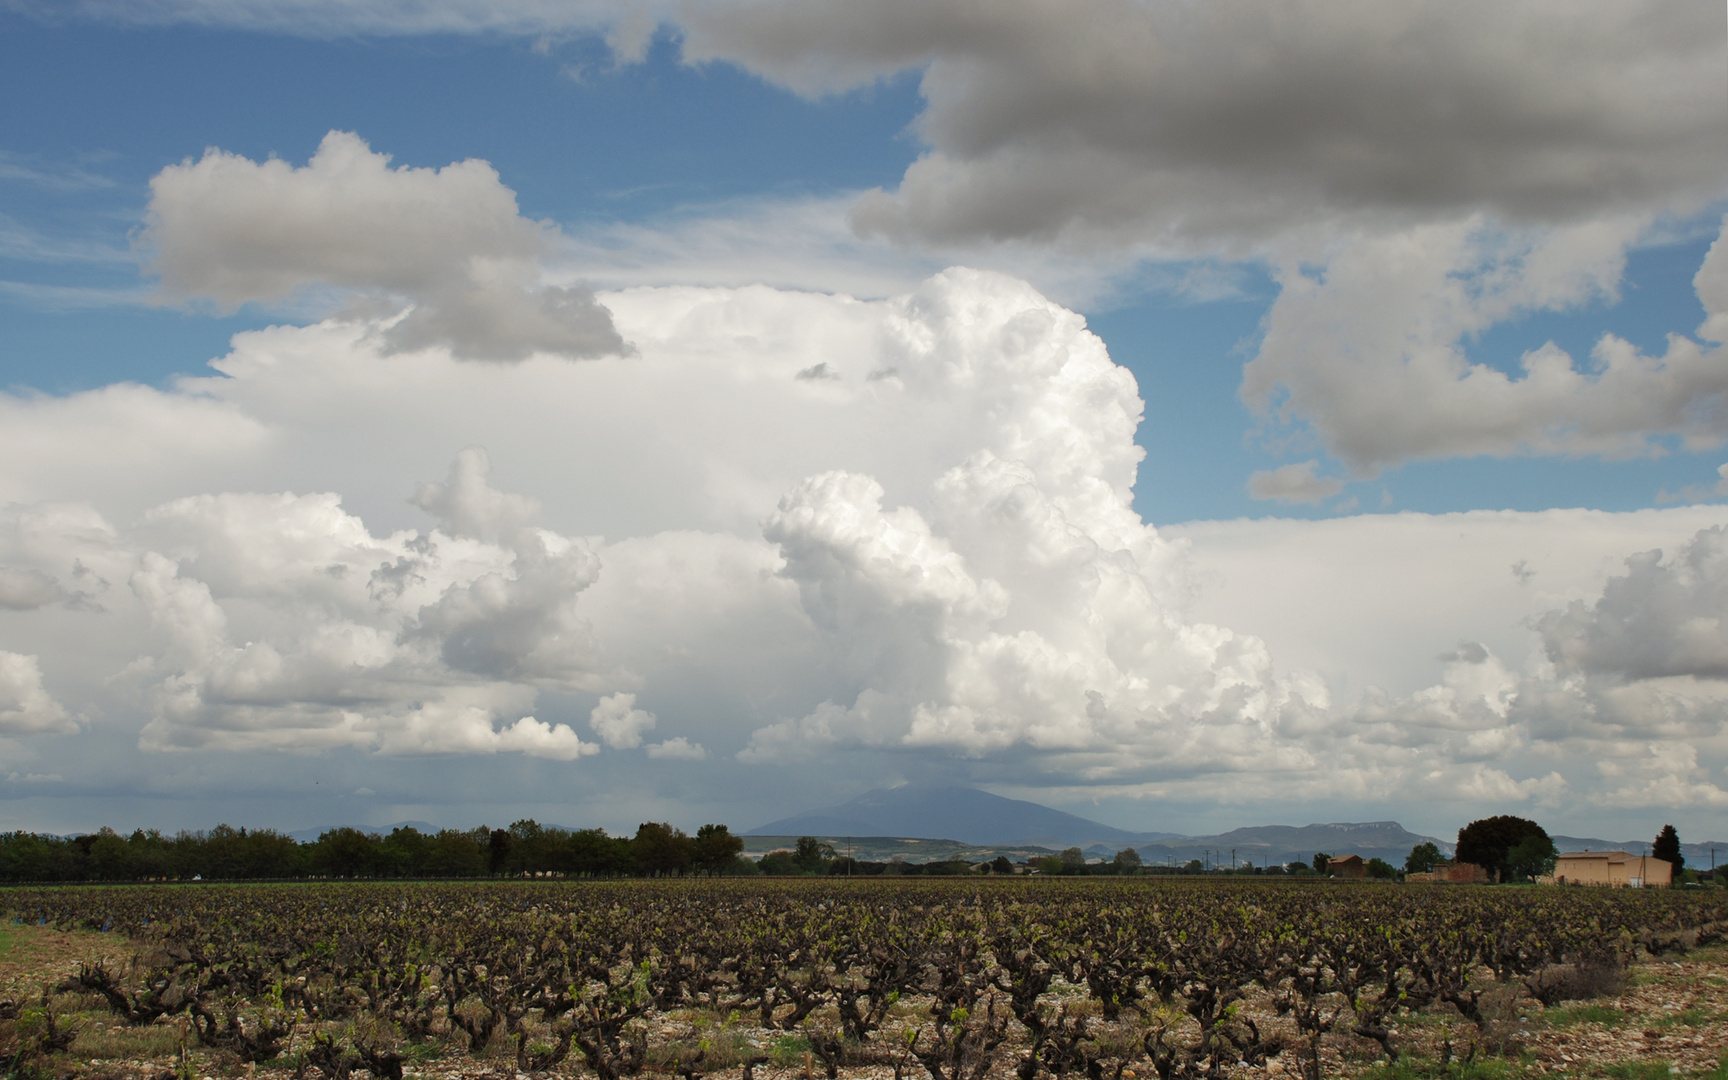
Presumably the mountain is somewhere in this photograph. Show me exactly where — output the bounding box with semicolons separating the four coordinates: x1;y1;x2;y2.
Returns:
748;784;1160;849
741;836;1061;865
748;786;1447;864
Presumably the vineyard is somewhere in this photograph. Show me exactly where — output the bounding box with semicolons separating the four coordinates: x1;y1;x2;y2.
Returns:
0;879;1724;1080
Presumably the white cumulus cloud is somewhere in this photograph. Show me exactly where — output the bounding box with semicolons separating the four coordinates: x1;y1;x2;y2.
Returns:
0;652;77;735
145;131;626;361
1242;214;1728;472
589;691;657;750
646;736;706;760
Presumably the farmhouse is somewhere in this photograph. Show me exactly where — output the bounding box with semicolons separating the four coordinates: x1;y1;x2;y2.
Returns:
1548;850;1672;888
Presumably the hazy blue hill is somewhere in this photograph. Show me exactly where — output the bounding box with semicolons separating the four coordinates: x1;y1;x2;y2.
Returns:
749;786;1454;866
748;784;1166;849
741;835;1057;865
745;785;1728;872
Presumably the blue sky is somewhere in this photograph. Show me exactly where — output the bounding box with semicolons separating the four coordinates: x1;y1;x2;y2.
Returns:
1;2;1727;843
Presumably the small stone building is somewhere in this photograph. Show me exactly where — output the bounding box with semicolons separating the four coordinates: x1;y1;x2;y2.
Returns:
1407;862;1491;884
1547;850;1673;888
1326;854;1368;878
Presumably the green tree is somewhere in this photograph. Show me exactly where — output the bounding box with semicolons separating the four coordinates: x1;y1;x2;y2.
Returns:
487;827;513;875
791;836;834;874
1059;847;1087;874
1456;815;1549;883
1653;824;1684;874
632;822;693;876
1506;833;1558;881
510;819;562;874
990;855;1014;874
426;828;487;876
1037;855;1064;875
380;826;431;877
1404;842;1443;874
88;828;134;881
125;829;173;880
310;827;384;878
566;828;630;876
1112;848;1143;875
1313;852;1331;874
758;850;799;875
692;824;745;875
1366;857;1398;880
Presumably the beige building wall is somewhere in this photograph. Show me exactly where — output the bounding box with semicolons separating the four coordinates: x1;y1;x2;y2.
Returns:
1551;852;1672;888
1407;862;1490;884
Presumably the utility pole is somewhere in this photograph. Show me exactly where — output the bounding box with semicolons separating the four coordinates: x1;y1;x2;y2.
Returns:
1231;848;1236;870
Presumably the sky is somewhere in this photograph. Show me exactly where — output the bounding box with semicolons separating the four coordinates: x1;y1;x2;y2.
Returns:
1;1;1727;846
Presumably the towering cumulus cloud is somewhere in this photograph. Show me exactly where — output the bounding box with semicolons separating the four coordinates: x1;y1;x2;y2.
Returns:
0;263;1306;787
0;238;1723;816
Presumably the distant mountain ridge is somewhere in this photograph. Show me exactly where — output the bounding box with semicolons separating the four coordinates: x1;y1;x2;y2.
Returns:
749;785;1159;849
749;785;1452;865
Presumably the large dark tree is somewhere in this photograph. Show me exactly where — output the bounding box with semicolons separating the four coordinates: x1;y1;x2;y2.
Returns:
1653;824;1685;874
633;822;693;876
487;827;513;875
1456;815;1549;882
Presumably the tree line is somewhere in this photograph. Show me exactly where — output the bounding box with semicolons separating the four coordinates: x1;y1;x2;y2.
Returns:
0;819;748;882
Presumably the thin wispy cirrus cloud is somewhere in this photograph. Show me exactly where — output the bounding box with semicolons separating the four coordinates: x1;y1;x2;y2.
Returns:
0;0;1725;841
